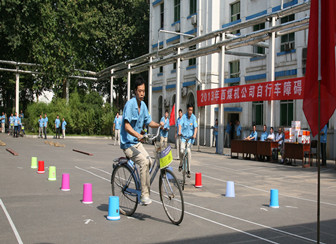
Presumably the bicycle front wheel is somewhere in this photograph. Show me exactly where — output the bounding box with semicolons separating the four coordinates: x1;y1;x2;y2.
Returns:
159;168;184;225
111;164;138;216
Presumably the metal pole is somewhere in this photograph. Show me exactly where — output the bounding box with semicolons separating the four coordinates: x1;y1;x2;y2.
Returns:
217;39;225;155
148;57;153;117
270;17;276;127
15;66;19;114
110;69;114;107
127;64;131;100
317;0;321;242
176;48;181;125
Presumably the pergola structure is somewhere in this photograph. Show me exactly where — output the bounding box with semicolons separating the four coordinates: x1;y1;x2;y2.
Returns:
0;1;310;154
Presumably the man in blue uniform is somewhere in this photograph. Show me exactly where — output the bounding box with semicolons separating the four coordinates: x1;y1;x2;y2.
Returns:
120;77;163;205
62;118;67;139
178;104;198;178
38;115;44;138
160;110;170;148
320;124;328;166
113;112;122;145
55;115;61;139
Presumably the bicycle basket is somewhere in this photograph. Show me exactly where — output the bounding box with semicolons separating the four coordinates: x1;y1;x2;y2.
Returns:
159;144;173;169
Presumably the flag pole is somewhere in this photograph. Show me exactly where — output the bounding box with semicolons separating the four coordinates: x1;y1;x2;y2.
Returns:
317;0;321;243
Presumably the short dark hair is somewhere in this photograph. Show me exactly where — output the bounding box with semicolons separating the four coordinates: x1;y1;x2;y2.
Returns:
134;76;145;90
187;104;194;110
264;124;267;127
270;127;274;130
165;110;168;113
178;109;182;113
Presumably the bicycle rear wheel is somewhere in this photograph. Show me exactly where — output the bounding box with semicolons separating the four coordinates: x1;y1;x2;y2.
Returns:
159;168;184;225
111;164;138;216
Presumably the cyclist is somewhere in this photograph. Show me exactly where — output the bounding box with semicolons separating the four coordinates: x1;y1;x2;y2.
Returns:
178;104;198;178
120;76;163;205
160;110;170;148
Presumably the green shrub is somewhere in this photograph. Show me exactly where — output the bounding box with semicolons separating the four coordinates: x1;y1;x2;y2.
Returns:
25;91;116;136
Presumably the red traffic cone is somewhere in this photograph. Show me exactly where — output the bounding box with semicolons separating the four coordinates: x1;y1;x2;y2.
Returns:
37;161;45;174
195;172;202;188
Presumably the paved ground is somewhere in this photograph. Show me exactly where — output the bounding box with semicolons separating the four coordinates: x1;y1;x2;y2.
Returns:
1;134;336;244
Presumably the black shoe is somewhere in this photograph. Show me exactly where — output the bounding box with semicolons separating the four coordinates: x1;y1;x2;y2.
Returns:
187;171;191;178
178;166;182;172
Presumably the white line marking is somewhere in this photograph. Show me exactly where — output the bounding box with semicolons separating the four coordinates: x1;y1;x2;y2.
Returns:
170;166;336;207
285;206;298;209
75;166;110;182
260;208;268;211
0;198;24;244
78;166;321;243
84;219;93;224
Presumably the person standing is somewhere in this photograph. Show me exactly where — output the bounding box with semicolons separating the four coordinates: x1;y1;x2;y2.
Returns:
17;114;22;136
55;115;61;139
38;115;44;138
235;120;242;139
1;112;5;133
178;104;198;178
113;112;122;145
13;112;19;138
120;76;163;205
62;118;67;139
175;109;183;159
44;113;48;139
160;110;170;148
320;124;328;166
20;110;24;118
8;113;14;135
275;127;285;163
224;121;232;147
213;119;218;147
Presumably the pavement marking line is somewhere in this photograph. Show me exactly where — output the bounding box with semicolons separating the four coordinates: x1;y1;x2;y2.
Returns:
81;167;279;244
169;165;336;207
151;199;279;244
75;166;110;182
0;198;24;244
80;166;321;243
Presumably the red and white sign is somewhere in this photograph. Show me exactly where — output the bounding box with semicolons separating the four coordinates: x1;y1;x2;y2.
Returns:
197;77;305;107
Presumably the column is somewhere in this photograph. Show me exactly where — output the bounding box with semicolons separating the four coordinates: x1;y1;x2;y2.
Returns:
127;64;131;100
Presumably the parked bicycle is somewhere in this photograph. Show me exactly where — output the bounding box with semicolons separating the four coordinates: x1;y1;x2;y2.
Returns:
111;128;184;225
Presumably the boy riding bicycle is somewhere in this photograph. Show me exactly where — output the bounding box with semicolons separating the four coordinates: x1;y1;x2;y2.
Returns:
120;76;163;205
178;104;198;178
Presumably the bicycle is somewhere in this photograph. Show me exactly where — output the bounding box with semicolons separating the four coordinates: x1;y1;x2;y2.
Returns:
179;135;193;191
111;128;184;225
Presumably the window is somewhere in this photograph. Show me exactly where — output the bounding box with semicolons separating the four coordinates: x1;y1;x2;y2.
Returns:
230;1;240;34
253;23;265;54
160;3;164;29
174;0;180;22
280;100;294;126
190;0;196;15
252;101;263;126
229;60;240;86
159;66;163;73
173;62;176;70
280;14;295;52
188;45;196;66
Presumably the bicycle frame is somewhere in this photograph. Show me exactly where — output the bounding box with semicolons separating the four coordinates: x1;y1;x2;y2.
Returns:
114;131;166;203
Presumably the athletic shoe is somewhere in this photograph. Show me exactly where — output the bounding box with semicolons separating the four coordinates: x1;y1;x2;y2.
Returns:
140;196;152;205
178;166;182;172
187;171;191;178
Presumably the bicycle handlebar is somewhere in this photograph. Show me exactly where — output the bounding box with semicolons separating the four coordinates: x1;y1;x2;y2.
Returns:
141;127;161;142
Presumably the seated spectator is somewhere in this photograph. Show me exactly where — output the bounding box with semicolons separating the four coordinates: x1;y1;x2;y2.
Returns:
260;125;268;141
245;125;257;141
266;127;275;141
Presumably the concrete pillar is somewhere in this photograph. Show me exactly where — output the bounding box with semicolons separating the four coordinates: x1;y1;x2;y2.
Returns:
110;69;114;107
148;57;153;116
217;42;225;154
176;48;181;125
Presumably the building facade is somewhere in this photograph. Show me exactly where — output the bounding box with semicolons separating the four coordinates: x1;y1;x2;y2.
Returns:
149;0;336;159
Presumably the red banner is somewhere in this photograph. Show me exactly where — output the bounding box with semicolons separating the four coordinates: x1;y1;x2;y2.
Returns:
197;77;305;107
